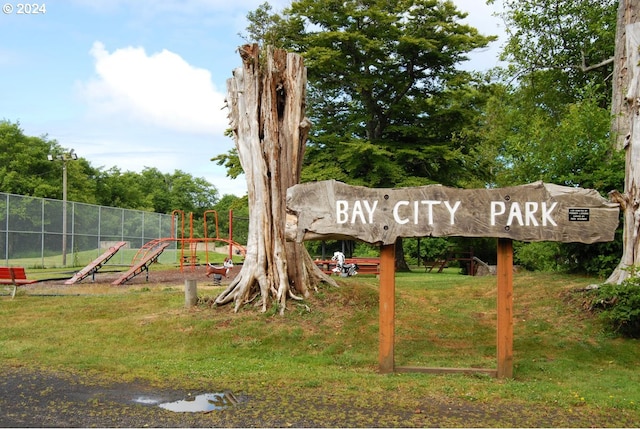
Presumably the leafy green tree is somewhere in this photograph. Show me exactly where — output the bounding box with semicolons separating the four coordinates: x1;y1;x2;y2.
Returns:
0;121;219;219
162;170;218;216
139;167;174;213
0;120;56;197
211;194;249;245
219;0;498;189
0;120;97;203
94;167;151;210
94;167;218;215
485;85;623;190
489;0;618;189
493;0;616;104
486;0;623;275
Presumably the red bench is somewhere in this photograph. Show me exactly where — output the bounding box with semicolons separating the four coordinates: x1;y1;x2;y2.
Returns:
0;267;37;298
349;258;380;275
315;258;380;276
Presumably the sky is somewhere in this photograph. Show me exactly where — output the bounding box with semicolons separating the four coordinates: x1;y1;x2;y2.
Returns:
0;0;506;198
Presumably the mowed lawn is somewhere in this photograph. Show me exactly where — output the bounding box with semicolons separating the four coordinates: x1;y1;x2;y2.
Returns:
1;269;638;426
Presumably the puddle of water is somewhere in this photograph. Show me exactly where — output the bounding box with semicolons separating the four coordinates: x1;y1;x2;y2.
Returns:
133;396;161;405
157;392;238;413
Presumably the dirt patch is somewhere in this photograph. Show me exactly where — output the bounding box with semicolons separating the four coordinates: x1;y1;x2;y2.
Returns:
26;264;240;291
0;365;247;428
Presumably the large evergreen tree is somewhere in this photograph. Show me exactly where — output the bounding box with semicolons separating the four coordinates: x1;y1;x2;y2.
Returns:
233;0;496;189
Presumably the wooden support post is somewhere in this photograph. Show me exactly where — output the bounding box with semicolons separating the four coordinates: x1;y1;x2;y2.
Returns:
496;238;514;378
379;243;396;374
185;279;198;308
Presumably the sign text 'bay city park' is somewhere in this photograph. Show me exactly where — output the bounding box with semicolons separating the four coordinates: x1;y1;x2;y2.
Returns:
285;180;620;245
334;198;558;227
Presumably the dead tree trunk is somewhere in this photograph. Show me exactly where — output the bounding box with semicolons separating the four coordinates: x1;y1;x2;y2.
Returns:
612;0;640;151
608;1;640;284
215;44;335;313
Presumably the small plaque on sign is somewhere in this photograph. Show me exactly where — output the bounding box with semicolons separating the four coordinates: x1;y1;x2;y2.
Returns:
568;208;590;222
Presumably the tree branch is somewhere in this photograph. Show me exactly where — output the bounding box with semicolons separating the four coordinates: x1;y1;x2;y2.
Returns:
581;51;614;72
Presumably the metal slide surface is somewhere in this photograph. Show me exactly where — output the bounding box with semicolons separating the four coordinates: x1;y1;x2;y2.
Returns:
111;242;171;285
64;241;128;285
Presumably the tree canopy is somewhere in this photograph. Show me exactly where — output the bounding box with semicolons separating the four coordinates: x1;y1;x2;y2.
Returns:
482;0;623;275
0;120;221;215
217;0;498;189
495;0;616;103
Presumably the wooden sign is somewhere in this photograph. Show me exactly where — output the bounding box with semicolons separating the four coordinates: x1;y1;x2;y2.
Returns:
286;180;619;378
286;180;619;245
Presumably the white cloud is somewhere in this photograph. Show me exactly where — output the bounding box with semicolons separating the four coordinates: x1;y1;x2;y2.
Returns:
67;41;246;196
78;41;228;135
453;0;506;71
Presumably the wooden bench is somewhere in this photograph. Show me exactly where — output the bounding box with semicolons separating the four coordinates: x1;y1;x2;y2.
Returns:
424;259;447;272
349;258;380;275
0;267;38;298
425;247;476;275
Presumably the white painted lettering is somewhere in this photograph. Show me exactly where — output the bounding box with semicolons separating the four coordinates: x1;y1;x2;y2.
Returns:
444;201;461;225
420;200;441;225
542;202;557;226
351;201;366;224
393;201;410;225
336;200;349;224
491;202;506;226
506;202;524;226
363;200;378;224
491;201;557;227
525;202;539;226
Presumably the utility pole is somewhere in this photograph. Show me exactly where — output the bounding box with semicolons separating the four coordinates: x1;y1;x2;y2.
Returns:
48;149;78;267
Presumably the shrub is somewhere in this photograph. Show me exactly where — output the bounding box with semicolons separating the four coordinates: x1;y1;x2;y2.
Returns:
514;242;562;271
589;277;640;338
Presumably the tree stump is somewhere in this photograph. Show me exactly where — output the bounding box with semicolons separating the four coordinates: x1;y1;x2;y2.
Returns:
214;45;334;314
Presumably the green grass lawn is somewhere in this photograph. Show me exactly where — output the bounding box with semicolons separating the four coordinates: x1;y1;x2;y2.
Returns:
1;269;638;426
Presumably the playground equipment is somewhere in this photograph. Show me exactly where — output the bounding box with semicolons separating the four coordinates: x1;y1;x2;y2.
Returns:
111;241;171;285
66;210;246;285
205;258;234;285
176;209;246;271
64;242;128;285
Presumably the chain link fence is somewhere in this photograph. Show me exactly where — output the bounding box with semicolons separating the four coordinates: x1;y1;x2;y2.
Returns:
0;192;177;268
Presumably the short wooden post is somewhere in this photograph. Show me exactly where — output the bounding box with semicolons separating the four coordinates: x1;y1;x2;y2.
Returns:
379;243;396;373
496;238;514;378
185;279;198;308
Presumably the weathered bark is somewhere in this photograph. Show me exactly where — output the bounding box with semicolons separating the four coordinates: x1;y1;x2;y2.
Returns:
608;3;640;284
395;238;410;272
215;45;335;314
612;0;640;151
